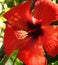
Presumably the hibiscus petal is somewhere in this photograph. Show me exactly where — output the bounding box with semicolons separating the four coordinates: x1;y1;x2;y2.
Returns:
4;24;20;55
3;2;32;30
18;38;47;65
41;26;58;57
4;24;30;55
34;0;58;25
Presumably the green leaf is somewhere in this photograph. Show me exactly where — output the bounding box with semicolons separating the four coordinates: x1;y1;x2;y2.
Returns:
56;0;58;3
50;21;58;25
5;0;15;7
15;58;24;65
9;50;24;65
54;61;58;65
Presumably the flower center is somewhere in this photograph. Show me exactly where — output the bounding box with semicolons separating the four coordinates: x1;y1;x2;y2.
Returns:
15;23;43;40
15;30;28;39
28;22;43;39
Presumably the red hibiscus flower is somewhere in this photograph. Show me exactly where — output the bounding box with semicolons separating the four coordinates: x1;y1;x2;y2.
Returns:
3;0;58;65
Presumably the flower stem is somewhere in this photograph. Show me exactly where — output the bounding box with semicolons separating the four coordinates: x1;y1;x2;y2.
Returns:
31;0;36;11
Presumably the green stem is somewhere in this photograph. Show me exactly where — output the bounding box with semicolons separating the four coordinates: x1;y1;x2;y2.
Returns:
31;0;36;11
13;56;17;65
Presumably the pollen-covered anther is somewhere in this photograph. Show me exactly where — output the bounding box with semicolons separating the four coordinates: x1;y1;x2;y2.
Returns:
15;30;28;39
